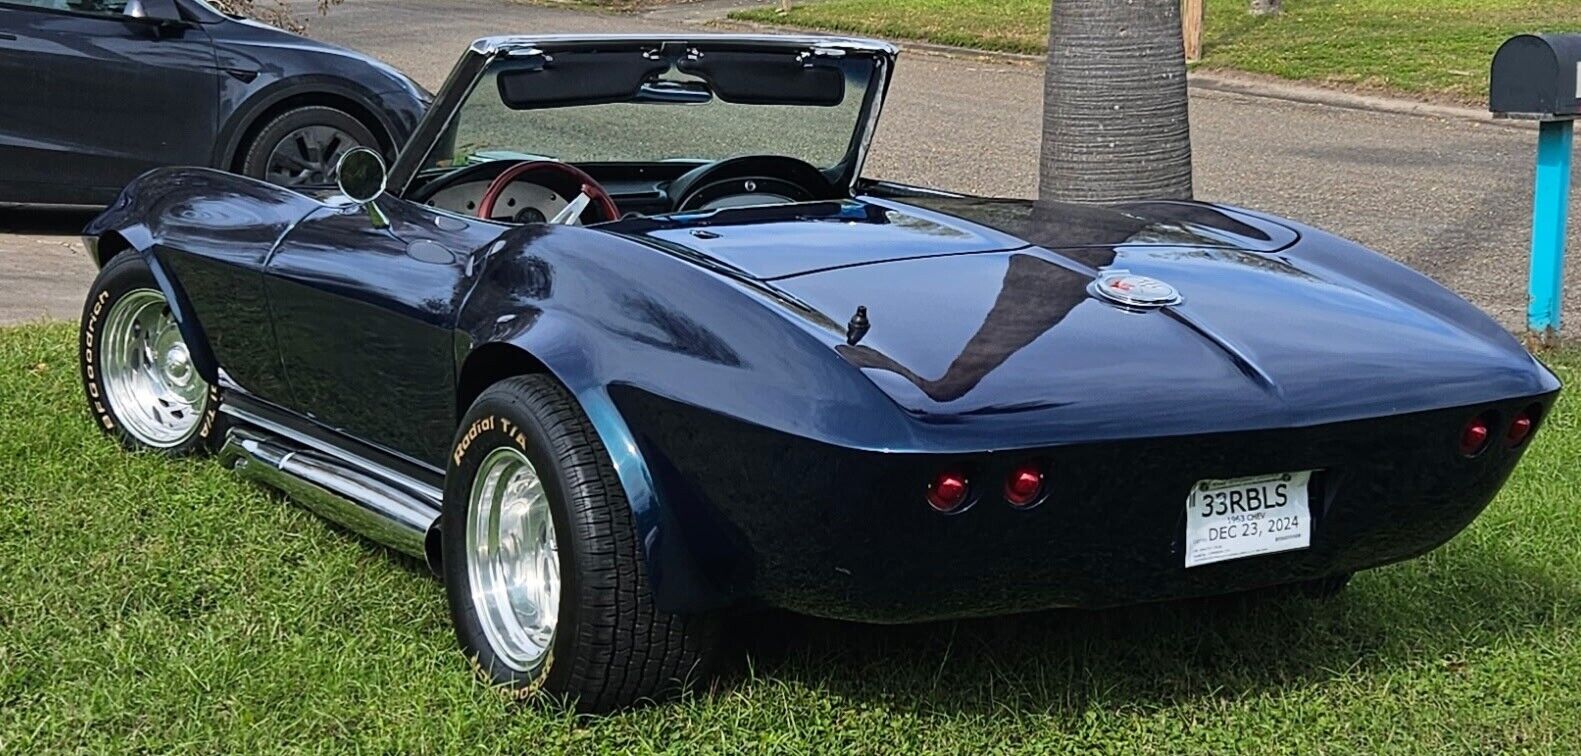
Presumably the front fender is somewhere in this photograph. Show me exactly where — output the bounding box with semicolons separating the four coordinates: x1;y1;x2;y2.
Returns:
84;190;219;385
83;168;322;394
144;252;220;386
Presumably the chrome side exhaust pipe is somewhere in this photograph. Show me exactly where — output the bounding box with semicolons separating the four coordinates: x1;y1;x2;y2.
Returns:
218;427;441;567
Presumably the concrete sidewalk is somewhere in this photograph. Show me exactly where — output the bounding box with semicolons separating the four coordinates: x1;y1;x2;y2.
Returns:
0;207;96;324
1;0;1574;337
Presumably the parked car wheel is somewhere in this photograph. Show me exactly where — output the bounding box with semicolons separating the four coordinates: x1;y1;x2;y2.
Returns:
79;253;220;455
441;375;718;711
241;105;380;189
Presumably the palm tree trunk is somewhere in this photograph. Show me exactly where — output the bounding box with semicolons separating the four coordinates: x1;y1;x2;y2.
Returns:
1038;0;1193;204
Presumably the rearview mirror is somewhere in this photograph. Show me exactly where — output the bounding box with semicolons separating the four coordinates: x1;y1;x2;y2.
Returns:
336;148;387;203
124;0;185;25
335;147;389;228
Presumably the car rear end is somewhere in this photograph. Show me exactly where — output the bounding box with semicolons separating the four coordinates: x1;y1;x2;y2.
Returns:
614;387;1557;623
602;194;1562;621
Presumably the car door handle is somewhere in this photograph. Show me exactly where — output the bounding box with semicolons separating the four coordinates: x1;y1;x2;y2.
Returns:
0;33;17;41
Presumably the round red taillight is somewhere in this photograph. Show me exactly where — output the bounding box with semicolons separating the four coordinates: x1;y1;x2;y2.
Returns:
926;470;971;513
1004;464;1044;508
1507;411;1535;447
1460;416;1491;457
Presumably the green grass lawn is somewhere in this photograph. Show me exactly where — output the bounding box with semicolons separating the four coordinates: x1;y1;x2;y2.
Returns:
732;0;1581;104
1;320;1577;751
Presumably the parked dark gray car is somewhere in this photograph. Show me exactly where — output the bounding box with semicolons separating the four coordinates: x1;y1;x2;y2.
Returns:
0;0;428;204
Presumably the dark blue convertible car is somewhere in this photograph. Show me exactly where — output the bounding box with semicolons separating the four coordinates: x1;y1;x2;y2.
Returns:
76;34;1561;711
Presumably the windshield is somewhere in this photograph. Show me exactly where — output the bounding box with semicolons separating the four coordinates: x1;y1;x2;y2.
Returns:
425;51;877;171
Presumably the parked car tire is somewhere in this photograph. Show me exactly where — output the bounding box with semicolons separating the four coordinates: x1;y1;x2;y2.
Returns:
240;105;381;189
442;375;718;711
79;253;220;455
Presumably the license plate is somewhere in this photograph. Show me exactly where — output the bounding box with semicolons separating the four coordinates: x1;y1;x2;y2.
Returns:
1185;471;1312;568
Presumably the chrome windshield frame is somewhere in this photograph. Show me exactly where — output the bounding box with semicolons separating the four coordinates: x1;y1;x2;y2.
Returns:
387;34;900;198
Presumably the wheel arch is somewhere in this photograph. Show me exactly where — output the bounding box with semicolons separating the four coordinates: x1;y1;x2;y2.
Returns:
456;341;552;419
92;234;222;387
452;328;720;611
219;84;399;172
90;230;135;270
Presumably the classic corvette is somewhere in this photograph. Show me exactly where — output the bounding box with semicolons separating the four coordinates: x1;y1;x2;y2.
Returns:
77;34;1561;711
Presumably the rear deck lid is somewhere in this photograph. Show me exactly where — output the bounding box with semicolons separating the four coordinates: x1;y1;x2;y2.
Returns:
604;196;1300;280
604;199;1030;280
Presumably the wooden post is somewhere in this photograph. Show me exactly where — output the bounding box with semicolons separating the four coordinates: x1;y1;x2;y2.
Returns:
1182;0;1203;63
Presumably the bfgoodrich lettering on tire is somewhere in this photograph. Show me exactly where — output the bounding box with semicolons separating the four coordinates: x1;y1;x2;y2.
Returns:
441;375;717;712
79;253;220;455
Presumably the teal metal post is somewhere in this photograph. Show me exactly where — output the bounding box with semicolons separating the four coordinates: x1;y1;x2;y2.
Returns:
1529;119;1574;338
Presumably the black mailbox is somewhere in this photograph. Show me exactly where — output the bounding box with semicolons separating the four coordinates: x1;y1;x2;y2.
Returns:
1491;34;1581;119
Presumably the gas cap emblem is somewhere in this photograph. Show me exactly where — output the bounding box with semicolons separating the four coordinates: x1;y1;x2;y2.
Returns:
1090;270;1182;309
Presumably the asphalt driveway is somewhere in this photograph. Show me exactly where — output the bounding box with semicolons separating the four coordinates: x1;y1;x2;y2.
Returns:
1;0;1574;336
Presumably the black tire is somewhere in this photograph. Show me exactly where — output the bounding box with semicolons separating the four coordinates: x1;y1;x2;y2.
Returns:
79;253;220;456
239;105;380;188
441;375;718;712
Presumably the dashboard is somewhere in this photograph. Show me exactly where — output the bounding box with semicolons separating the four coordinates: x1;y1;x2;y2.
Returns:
408;157;840;224
425;181;571;223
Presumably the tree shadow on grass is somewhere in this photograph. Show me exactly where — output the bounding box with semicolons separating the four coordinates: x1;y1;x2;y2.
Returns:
718;536;1576;718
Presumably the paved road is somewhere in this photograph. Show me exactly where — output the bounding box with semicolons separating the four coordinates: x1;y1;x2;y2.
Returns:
2;0;1575;336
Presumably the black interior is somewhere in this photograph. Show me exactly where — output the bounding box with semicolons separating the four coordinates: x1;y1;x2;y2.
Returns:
667;156;838;211
495;54;672;110
495;49;848;111
674;51;847;107
406;155;843;222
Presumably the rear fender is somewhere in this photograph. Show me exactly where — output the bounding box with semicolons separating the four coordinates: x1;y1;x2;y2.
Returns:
460;314;708;610
452;224;919;612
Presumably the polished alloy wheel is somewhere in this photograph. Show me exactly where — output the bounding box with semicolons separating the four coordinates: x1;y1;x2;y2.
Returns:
99;289;209;447
465;446;561;673
265;125;360;187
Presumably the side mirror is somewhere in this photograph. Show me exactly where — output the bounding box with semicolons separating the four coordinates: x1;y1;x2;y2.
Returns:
124;0;185;26
334;147;390;228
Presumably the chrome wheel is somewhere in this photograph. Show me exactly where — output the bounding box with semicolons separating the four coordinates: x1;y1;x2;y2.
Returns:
100;289;209;448
265;125;360;187
465;446;560;674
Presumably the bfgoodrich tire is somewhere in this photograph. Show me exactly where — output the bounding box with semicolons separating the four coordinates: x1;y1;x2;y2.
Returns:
240;105;379;189
441;375;717;712
79;253;219;455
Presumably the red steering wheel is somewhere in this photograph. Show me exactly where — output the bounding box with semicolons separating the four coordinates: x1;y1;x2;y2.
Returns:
475;161;621;224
